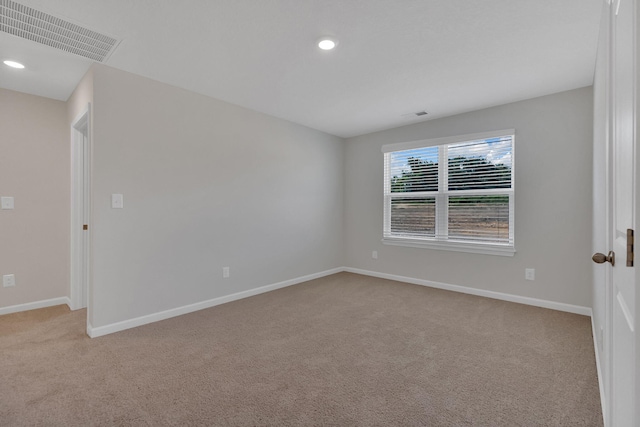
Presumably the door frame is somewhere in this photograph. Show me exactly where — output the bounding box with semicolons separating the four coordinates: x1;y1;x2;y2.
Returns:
70;104;91;314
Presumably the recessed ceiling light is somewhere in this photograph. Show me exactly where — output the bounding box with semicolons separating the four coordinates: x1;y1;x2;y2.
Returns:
3;60;25;69
318;37;338;50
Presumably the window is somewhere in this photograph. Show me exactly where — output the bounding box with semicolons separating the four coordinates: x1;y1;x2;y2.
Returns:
382;130;515;256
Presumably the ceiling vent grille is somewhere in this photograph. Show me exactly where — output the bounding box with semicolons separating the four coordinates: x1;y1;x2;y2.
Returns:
401;110;429;119
0;0;119;62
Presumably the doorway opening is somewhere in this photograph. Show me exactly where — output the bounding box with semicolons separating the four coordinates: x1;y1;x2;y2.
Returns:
70;105;91;327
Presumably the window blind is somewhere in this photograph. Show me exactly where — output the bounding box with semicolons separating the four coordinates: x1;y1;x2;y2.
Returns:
383;132;514;251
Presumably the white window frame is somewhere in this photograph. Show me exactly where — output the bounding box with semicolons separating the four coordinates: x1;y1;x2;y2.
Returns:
382;129;515;256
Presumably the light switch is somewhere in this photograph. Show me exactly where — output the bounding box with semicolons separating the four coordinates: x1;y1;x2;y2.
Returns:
1;197;14;210
3;274;15;287
111;194;124;209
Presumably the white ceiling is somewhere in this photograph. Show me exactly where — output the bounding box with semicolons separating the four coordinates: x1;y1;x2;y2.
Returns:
0;0;602;138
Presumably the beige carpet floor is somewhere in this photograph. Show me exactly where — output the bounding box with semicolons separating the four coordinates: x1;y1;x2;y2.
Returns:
1;272;602;426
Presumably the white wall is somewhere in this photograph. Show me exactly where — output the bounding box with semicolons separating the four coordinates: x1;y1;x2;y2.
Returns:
1;62;596;332
345;87;593;307
67;67;94;124
0;88;70;309
88;65;344;329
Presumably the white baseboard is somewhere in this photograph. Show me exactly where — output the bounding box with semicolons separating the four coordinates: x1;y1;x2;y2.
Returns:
0;296;71;316
590;312;608;427
89;266;593;338
87;267;343;338
343;267;592;316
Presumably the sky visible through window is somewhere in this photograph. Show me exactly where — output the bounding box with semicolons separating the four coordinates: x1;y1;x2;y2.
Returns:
390;137;512;180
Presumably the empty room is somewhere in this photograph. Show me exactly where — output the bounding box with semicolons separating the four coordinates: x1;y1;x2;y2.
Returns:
1;0;638;425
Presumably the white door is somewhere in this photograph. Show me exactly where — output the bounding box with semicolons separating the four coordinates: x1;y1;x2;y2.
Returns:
609;0;636;425
71;106;91;312
81;131;89;308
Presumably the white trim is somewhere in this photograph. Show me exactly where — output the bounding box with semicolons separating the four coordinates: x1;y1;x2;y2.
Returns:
87;268;343;338
381;129;515;153
87;266;594;337
343;267;591;316
591;310;609;427
382;237;516;256
0;297;71;316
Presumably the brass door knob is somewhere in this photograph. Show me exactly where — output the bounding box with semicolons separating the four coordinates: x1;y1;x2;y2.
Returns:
592;251;615;266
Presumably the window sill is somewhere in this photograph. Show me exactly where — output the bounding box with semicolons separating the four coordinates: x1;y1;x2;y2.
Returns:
382;238;516;257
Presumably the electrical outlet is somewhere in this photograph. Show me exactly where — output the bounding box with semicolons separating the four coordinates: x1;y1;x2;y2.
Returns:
372;251;378;259
111;194;124;209
223;267;230;279
525;268;535;281
3;274;15;287
1;196;14;210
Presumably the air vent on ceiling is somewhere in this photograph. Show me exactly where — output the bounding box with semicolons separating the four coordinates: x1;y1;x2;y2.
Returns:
0;0;119;62
401;110;429;119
